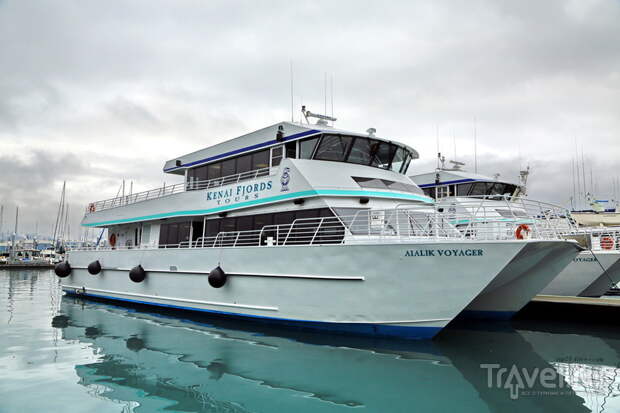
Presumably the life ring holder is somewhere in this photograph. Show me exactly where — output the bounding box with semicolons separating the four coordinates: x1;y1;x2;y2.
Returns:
515;224;531;240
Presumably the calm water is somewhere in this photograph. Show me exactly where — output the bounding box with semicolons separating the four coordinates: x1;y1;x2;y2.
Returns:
2;270;620;412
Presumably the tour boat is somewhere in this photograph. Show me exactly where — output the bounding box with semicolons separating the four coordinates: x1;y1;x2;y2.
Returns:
412;165;620;300
56;112;579;338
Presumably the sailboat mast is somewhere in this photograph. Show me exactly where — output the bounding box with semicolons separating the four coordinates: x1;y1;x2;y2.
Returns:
570;158;576;210
10;207;18;261
581;146;587;204
52;181;66;249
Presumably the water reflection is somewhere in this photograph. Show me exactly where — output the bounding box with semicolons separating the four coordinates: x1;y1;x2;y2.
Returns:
4;270;620;412
514;320;620;412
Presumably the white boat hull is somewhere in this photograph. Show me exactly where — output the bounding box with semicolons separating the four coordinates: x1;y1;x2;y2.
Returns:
461;241;580;319
62;241;535;339
541;250;620;297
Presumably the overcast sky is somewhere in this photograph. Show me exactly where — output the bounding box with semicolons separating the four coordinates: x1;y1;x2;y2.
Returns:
0;0;619;238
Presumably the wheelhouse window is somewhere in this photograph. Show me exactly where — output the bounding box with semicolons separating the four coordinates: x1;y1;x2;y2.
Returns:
370;141;394;169
455;182;517;197
348;138;373;165
314;135;353;162
308;133;415;174
299;137;320;159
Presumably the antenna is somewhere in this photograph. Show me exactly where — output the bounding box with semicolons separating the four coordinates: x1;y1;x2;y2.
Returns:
473;117;478;174
452;129;456;162
324;72;327;116
330;74;334;126
436;124;440;169
290;60;294;122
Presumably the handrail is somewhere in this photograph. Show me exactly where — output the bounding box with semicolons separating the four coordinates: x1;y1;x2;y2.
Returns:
85;167;271;213
73;199;583;252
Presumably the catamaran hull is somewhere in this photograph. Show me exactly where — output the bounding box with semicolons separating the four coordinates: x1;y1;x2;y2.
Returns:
541;250;620;297
61;241;530;339
460;241;580;320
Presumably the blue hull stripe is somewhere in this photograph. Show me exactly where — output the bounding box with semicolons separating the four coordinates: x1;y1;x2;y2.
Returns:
63;290;441;340
418;178;478;188
164;129;321;172
84;189;433;227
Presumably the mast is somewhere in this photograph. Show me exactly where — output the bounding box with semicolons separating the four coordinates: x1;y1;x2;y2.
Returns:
10;207;18;261
52;181;66;250
0;204;3;241
290;60;294;122
581;146;587;206
473;117;478;174
570;158;576;210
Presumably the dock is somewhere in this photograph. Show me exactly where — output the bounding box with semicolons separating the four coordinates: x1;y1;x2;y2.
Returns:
0;263;53;270
517;294;620;323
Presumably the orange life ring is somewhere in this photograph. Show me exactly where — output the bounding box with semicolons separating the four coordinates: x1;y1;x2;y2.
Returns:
515;224;531;240
601;236;614;250
88;203;96;213
109;233;117;247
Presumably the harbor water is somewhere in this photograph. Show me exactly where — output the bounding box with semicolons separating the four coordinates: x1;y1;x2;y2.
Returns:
2;269;620;413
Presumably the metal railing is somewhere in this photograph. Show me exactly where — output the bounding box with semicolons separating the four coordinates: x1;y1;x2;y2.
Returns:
85;167;271;213
566;227;620;252
73;198;577;252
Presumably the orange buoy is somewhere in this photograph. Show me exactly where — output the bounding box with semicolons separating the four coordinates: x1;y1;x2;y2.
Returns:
515;224;531;240
601;236;614;250
109;233;117;248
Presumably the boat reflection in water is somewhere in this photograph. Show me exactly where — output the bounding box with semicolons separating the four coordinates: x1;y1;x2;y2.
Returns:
514;319;620;413
53;296;606;413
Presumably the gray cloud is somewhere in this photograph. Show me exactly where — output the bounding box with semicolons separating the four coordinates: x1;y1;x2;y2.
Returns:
0;0;618;235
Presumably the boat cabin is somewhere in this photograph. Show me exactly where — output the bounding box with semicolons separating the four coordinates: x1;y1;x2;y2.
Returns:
82;121;432;249
410;169;522;201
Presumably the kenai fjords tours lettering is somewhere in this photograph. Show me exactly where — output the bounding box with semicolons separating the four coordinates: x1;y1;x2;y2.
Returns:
206;180;273;205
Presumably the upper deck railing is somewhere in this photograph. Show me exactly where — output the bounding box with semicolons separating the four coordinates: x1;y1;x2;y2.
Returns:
74;197;579;252
86;167;271;213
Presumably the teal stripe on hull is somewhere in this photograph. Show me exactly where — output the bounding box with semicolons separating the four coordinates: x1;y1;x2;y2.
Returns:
83;189;433;227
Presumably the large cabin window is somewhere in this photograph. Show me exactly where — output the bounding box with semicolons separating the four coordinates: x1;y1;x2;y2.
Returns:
221;158;236;177
159;221;190;247
237;153;252;174
253;149;270;169
194;208;341;247
207;163;221;179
